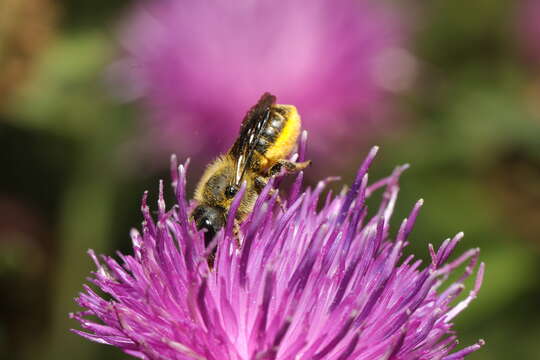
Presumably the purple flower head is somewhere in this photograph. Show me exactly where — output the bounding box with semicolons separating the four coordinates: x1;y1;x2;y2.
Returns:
71;138;484;359
113;0;413;160
518;0;540;65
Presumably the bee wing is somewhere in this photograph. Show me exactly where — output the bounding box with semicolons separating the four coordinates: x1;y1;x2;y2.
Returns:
229;92;276;186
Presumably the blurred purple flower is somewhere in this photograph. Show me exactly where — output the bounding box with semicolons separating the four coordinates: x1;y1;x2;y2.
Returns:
71;144;484;359
518;0;540;65
112;0;414;159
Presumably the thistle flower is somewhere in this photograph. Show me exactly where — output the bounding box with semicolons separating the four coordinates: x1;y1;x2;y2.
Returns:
518;0;540;65
71;141;484;359
113;0;414;161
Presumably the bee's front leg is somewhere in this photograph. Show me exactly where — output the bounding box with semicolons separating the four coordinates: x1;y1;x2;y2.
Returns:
269;159;311;176
233;219;242;248
254;176;268;194
255;175;285;211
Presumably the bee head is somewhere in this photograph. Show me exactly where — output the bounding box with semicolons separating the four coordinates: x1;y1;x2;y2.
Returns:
192;205;226;247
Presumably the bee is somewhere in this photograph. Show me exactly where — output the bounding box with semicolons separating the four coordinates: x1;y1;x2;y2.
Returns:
192;92;310;265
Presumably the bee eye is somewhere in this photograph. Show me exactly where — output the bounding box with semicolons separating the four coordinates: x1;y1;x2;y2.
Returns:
225;185;238;199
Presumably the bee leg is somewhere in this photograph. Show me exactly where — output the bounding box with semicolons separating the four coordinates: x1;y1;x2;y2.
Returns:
264;187;285;211
255;175;285;211
254;176;268;193
233;219;243;248
270;159;311;176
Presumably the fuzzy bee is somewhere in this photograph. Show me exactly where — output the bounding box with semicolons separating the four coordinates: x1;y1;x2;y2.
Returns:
192;93;310;265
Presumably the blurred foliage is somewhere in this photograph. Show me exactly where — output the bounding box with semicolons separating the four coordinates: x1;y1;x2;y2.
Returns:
2;0;540;359
8;33;114;138
0;0;56;107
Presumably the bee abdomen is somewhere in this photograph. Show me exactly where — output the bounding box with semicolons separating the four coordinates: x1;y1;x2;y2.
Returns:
255;115;285;153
